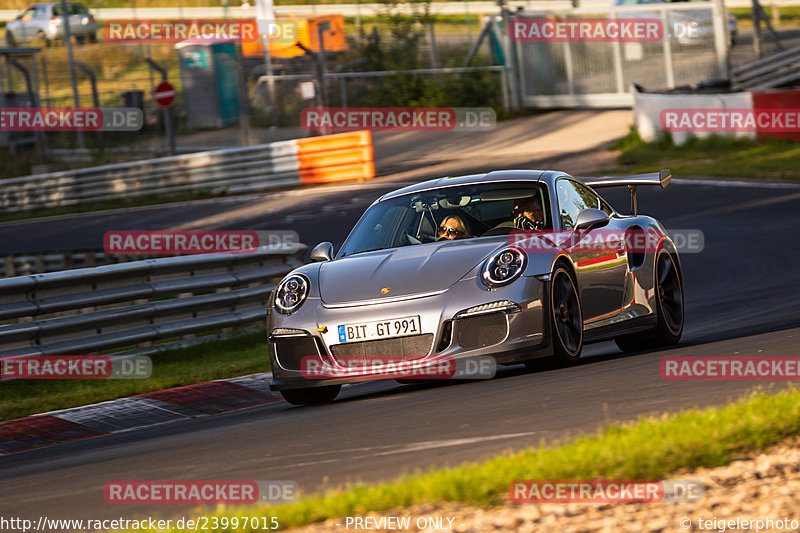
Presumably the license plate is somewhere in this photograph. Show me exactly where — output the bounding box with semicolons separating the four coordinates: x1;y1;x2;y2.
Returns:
337;315;421;343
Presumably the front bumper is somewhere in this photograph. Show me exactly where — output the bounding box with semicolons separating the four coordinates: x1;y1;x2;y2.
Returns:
267;275;548;390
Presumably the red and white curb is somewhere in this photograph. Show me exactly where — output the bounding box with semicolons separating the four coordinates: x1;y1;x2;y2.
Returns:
0;372;281;456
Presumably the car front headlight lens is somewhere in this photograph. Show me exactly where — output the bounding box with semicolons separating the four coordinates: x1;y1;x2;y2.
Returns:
274;274;309;314
481;246;527;288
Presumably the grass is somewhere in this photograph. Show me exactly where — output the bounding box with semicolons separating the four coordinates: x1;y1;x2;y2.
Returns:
0;329;269;422
115;384;800;531
605;128;800;180
730;5;800;27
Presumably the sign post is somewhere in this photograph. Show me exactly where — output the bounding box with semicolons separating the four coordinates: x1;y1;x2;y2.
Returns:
154;79;176;155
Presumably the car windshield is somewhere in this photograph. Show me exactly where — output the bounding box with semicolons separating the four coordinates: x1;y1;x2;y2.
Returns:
338;181;549;257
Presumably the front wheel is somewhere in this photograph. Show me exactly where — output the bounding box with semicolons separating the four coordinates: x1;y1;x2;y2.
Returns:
547;265;583;366
280;384;341;406
615;250;684;352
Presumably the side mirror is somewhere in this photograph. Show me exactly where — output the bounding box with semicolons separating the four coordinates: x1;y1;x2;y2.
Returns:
574;208;610;231
310;241;334;262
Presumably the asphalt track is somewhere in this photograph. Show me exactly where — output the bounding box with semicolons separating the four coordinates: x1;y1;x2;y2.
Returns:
1;168;800;523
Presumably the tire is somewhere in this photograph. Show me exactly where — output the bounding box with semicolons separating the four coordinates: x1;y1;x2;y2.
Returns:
6;31;17;47
89;32;97;43
615;250;684;352
280;384;341;406
546;265;583;366
38;31;51;47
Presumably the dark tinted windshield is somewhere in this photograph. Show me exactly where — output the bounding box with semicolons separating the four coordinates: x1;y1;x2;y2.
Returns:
338;182;549;257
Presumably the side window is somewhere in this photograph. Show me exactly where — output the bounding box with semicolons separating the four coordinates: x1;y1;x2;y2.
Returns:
599;197;614;216
556;180;597;230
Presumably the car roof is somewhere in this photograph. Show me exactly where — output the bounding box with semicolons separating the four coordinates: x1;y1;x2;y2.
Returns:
378;170;578;201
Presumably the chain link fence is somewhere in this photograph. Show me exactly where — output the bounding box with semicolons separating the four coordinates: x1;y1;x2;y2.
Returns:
501;3;730;107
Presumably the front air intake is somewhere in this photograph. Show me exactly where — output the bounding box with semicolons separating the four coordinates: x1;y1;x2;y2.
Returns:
456;313;508;349
331;334;434;360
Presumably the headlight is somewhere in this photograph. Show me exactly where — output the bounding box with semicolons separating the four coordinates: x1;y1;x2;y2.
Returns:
274;274;309;314
481;247;527;288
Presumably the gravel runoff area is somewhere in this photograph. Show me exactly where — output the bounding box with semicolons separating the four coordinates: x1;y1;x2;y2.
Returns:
291;438;800;532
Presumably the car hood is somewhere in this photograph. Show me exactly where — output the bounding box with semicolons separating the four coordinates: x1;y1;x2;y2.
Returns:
319;240;505;304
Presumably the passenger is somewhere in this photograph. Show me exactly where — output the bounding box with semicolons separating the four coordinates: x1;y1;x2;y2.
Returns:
438;215;472;240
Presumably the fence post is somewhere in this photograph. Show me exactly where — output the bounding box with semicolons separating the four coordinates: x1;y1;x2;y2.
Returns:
4;255;15;278
660;8;676;89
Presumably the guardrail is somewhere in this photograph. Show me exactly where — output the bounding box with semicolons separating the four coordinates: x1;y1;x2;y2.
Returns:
732;45;800;89
0;130;374;214
2;249;117;278
0;243;305;358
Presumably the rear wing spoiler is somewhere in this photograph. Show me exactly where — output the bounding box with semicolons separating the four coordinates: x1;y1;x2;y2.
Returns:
583;169;671;215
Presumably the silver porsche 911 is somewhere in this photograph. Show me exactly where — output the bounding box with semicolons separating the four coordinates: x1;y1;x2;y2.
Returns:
267;169;684;405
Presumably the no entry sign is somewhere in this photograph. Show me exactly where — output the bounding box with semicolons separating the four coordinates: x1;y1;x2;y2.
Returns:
154;81;176;107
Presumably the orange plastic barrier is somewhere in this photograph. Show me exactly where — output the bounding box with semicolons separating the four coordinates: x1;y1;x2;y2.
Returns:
295;131;374;185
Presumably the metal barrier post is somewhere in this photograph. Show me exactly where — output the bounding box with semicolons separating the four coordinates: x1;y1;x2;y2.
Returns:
75;61;103;153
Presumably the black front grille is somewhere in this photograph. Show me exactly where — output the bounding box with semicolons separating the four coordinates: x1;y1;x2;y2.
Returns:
330;334;434;360
456;313;508;349
274;337;321;370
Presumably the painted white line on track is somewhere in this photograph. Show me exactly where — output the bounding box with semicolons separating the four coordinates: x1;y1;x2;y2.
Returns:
374;431;543;456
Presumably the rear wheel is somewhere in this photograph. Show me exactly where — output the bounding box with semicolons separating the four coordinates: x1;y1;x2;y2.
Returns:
88;32;97;43
6;31;17;47
545;265;583;366
615;250;684;352
280;384;341;406
37;31;51;47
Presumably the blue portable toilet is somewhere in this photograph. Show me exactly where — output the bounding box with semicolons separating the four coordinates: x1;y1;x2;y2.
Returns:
176;34;240;128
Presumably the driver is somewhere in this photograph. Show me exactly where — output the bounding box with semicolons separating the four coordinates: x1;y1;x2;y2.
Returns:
510;196;545;230
481;195;545;236
438;215;472;240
